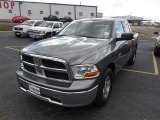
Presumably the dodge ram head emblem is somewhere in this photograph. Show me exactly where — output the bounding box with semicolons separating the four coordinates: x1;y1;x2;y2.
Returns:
34;57;43;75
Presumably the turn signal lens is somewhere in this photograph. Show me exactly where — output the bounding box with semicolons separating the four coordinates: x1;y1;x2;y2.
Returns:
84;71;100;78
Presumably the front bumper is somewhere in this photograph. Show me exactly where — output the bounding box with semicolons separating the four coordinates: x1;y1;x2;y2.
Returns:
13;30;29;36
16;70;98;107
29;33;45;39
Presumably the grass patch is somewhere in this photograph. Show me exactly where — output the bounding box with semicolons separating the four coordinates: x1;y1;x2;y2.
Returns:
131;26;160;39
0;23;15;31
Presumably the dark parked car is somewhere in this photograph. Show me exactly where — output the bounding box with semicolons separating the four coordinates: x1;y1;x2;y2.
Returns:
16;18;138;107
43;15;60;21
60;16;73;23
12;16;30;23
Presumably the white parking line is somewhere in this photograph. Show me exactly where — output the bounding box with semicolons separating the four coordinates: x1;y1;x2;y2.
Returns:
4;46;21;52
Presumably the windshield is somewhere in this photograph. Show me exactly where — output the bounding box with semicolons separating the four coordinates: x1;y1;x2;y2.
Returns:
58;20;113;39
41;22;54;28
21;21;35;26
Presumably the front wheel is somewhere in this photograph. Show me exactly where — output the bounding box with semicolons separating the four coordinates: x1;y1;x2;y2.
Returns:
15;34;21;38
44;33;52;39
128;50;136;65
94;68;113;106
154;48;159;56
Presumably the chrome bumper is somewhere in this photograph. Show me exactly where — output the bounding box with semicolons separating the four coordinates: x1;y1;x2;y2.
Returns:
13;30;29;35
20;86;63;106
29;33;45;38
17;77;98;107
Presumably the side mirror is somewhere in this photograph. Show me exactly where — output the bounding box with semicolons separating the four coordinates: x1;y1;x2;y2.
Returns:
154;32;159;35
116;33;133;41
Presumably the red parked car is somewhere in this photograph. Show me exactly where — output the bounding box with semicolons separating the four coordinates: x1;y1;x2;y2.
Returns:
12;16;30;23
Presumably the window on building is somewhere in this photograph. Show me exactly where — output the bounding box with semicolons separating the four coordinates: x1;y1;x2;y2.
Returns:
28;10;32;14
68;12;71;15
40;11;43;14
8;10;12;13
79;12;83;16
55;11;59;15
91;13;94;16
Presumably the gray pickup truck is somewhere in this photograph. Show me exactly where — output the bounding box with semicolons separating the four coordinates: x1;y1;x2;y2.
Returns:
16;18;138;107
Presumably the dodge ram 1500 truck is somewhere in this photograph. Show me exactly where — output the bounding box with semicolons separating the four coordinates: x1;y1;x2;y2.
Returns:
16;18;138;107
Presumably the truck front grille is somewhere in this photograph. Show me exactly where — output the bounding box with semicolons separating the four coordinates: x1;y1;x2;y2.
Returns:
21;54;70;82
23;64;36;74
14;27;23;31
44;70;69;80
22;54;34;64
42;59;66;69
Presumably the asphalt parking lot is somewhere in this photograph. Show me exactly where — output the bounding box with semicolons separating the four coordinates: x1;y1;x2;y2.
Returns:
0;32;160;120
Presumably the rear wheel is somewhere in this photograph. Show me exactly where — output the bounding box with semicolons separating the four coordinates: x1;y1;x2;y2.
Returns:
94;68;113;106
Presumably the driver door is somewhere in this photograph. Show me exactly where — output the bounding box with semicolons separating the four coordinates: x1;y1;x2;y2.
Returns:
114;21;131;72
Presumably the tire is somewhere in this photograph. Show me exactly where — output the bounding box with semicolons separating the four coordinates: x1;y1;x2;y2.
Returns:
128;50;136;65
32;38;38;40
15;34;21;38
44;33;52;39
94;68;113;106
154;48;159;56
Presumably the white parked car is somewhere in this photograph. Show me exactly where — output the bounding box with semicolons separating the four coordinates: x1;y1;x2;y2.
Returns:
13;20;44;37
29;21;63;39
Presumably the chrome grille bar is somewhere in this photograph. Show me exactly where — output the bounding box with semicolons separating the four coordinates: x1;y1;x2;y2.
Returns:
21;53;70;81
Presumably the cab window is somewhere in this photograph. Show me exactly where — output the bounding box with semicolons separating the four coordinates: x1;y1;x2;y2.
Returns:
115;21;124;33
53;23;60;28
34;21;43;26
122;21;130;33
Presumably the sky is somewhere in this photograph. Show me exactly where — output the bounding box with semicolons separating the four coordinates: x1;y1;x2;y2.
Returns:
18;0;160;20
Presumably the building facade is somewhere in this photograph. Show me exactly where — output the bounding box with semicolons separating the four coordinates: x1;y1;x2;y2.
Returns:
0;1;97;21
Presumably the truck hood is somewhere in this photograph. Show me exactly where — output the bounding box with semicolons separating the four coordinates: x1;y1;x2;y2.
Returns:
30;27;52;31
15;25;31;28
22;36;110;65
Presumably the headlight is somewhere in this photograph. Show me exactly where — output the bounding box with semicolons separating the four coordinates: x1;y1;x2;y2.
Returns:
71;64;100;79
40;31;45;34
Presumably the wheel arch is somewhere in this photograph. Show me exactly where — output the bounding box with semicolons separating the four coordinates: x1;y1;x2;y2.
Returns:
106;63;115;76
